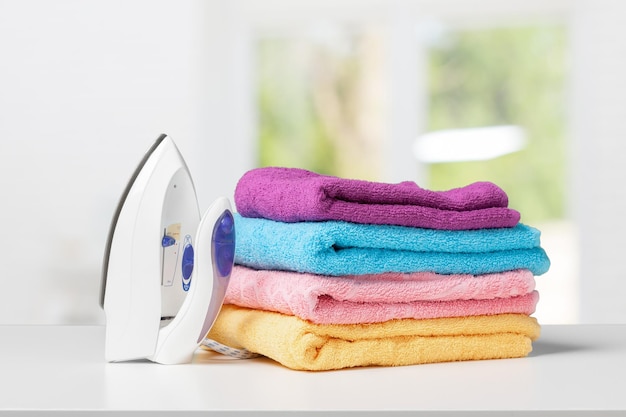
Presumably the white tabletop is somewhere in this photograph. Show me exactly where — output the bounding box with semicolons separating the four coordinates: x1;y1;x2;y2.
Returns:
0;324;625;415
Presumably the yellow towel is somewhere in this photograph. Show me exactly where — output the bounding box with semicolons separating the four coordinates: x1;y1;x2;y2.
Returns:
205;304;540;371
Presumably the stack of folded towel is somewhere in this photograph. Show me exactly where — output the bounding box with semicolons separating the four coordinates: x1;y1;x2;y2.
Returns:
204;167;550;371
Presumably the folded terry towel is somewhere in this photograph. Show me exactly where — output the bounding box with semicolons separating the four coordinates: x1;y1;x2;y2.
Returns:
226;266;538;324
234;214;551;276
235;167;520;230
205;305;541;371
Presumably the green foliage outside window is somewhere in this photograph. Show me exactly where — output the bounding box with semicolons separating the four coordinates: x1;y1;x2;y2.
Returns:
257;39;338;176
427;25;567;222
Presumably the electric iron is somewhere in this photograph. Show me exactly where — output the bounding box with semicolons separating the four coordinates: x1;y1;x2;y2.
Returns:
100;134;237;364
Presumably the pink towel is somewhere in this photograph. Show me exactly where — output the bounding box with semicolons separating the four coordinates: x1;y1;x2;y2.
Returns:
225;266;538;324
234;167;520;229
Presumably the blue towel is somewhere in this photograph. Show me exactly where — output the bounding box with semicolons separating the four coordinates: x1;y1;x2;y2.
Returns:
233;214;551;276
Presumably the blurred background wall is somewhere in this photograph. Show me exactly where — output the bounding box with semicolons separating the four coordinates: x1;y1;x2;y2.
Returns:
0;0;623;325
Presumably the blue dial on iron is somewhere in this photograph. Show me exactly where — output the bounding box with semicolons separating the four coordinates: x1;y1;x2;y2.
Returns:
181;236;194;291
182;244;194;279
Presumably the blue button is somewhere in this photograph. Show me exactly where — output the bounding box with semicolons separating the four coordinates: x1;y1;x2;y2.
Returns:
162;235;176;247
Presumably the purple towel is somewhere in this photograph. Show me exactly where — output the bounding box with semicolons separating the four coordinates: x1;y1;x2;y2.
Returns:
235;167;520;230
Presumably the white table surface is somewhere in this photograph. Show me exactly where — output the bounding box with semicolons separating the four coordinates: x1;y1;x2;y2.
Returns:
0;324;625;415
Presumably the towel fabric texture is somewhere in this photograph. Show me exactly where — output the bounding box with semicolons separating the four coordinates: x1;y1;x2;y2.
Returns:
206;305;541;371
226;266;538;324
204;169;550;370
234;167;521;230
233;214;550;276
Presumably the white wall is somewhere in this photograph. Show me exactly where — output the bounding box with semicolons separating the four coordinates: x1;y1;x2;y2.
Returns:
0;0;251;324
569;0;626;322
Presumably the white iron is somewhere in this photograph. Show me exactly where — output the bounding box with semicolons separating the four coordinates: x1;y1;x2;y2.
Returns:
100;134;235;364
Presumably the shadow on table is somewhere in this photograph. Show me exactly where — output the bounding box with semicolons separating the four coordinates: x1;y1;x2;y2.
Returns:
529;339;591;357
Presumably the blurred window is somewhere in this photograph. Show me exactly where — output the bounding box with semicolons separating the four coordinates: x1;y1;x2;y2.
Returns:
425;24;567;224
257;25;386;181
